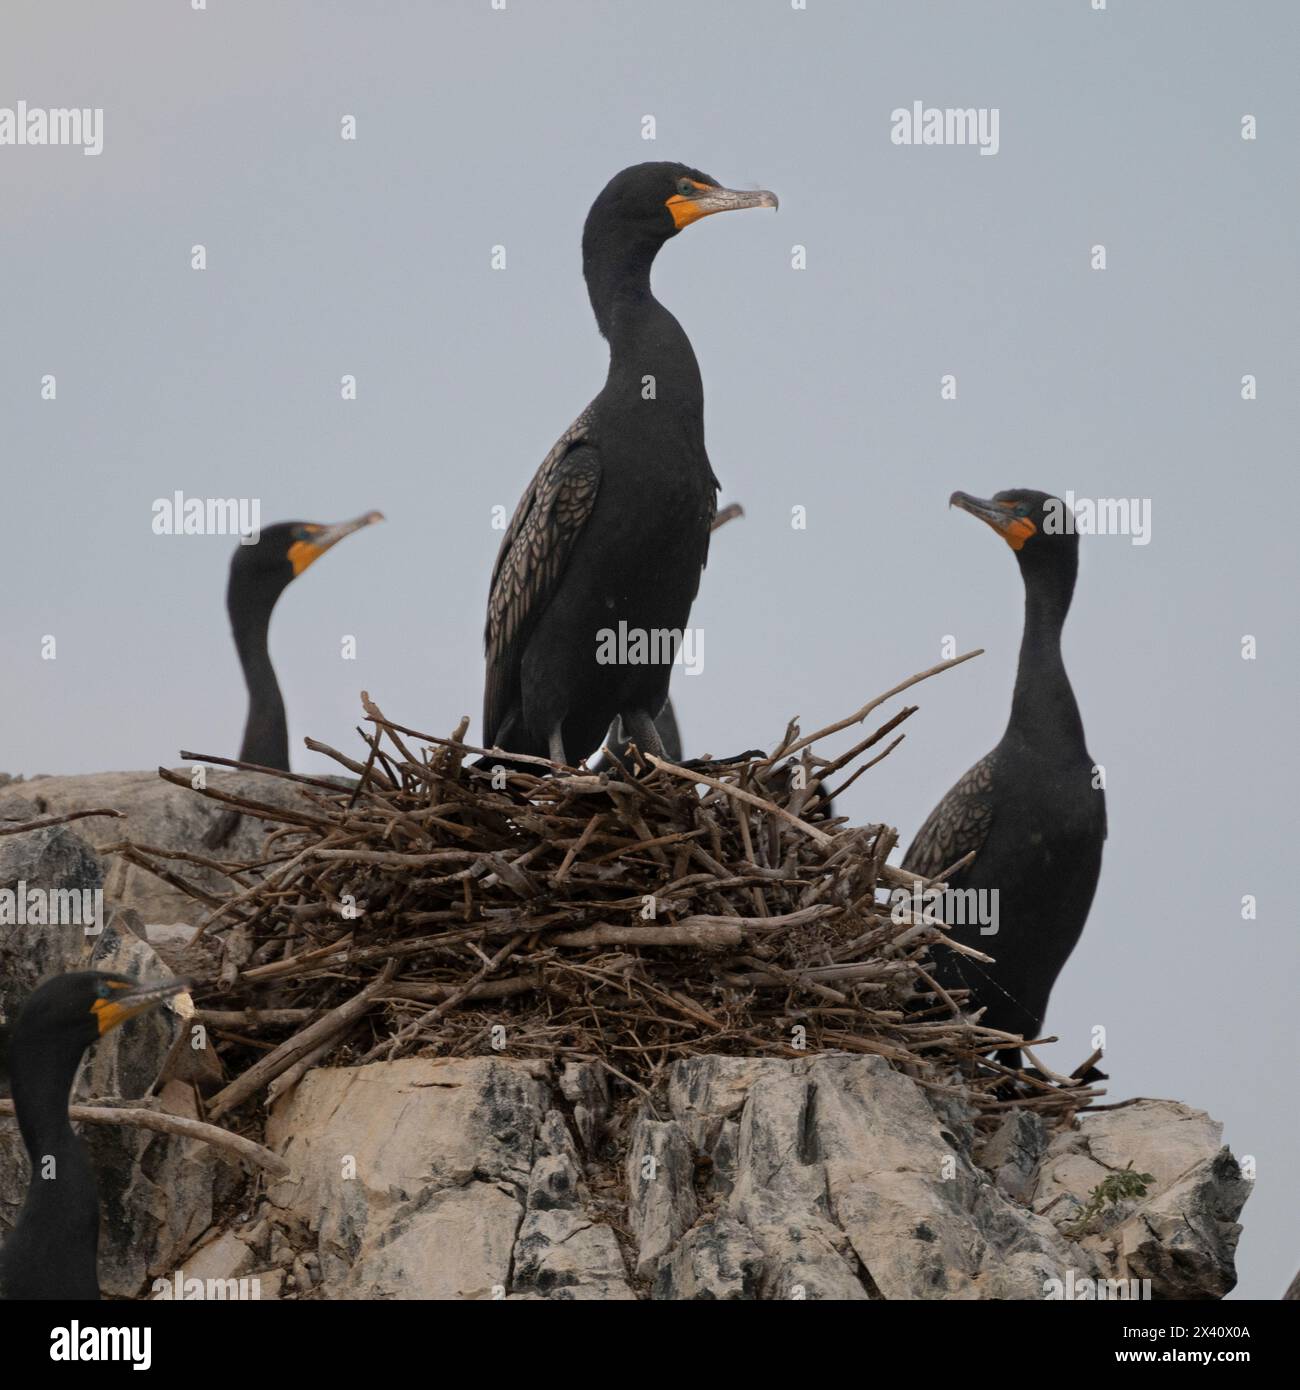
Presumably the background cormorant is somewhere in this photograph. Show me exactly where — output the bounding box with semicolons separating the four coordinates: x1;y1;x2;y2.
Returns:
483;162;776;767
904;490;1106;1070
0;972;189;1300
227;513;383;769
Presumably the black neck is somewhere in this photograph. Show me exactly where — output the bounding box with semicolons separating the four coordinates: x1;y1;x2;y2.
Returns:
11;1034;83;1163
1005;556;1086;753
9;1034;100;1284
584;236;702;405
230;596;289;769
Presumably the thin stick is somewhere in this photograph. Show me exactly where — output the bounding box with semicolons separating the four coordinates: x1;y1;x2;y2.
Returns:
549;921;743;950
647;756;834;849
206;963;397;1118
0;1099;288;1176
763;649;983;765
360;935;525;1061
0;808;124;836
178;750;352;792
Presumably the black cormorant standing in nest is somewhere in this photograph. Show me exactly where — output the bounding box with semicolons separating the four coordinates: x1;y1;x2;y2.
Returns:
483;162;776;768
0;972;189;1300
904;490;1106;1071
226;513;384;769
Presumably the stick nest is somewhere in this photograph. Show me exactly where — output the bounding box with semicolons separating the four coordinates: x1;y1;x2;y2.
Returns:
118;654;1103;1128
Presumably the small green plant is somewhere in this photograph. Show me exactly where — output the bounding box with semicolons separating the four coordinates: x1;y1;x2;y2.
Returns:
1065;1161;1156;1237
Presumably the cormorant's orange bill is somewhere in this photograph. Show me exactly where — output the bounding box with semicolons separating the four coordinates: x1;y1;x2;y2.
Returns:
91;978;191;1035
288;509;385;577
950;492;1036;551
666;180;779;231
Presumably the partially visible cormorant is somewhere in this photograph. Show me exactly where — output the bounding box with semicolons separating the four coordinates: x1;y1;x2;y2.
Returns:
0;972;189;1300
227;514;383;769
904;490;1106;1070
483;162;777;768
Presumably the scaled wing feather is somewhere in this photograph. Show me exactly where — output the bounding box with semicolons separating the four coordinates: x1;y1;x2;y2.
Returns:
903;752;997;881
483;408;601;744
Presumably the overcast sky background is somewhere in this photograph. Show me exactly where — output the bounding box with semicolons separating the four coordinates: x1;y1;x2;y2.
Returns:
1;1;1295;1299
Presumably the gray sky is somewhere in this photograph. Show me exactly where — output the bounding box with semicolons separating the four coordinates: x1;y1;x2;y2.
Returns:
2;1;1295;1299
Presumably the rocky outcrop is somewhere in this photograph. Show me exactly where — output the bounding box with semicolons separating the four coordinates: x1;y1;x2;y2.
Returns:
263;1056;634;1300
633;1054;1086;1299
167;1052;1245;1301
629;1058;1247;1300
1027;1099;1251;1300
0;769;320;927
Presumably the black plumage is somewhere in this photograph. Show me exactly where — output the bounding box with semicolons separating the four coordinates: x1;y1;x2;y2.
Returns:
483;162;777;767
905;490;1106;1067
225;513;383;769
0;972;188;1300
589;503;744;772
596;700;683;773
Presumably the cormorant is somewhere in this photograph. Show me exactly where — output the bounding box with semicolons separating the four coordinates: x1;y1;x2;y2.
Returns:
903;490;1106;1069
0;972;190;1300
226;514;383;769
483;162;777;768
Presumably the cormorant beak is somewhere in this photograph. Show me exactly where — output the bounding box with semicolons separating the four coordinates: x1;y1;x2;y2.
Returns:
666;182;779;231
950;491;1036;552
288;510;385;577
92;978;192;1036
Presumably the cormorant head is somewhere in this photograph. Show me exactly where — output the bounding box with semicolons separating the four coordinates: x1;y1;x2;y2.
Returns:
950;489;1079;573
13;971;191;1057
583;161;778;259
228;512;385;611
